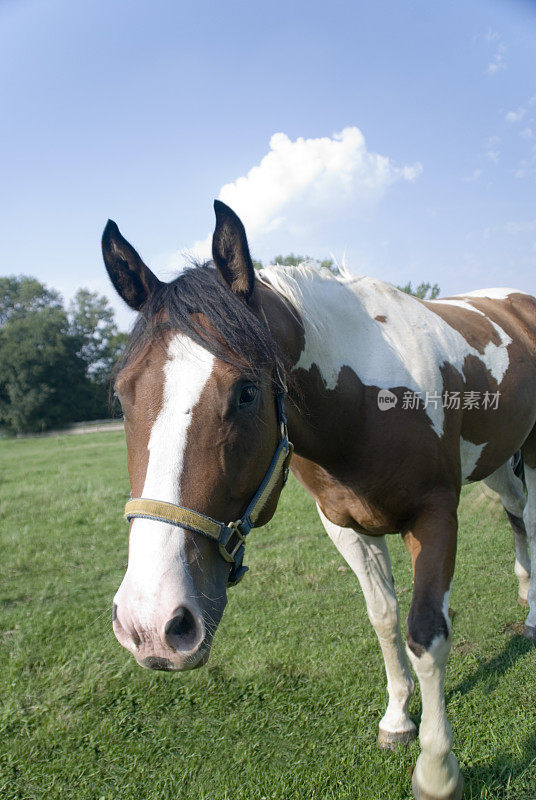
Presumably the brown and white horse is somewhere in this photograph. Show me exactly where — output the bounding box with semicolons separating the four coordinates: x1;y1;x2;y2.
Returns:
103;201;536;800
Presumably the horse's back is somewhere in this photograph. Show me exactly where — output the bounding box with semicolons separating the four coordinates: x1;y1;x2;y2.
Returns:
426;288;536;358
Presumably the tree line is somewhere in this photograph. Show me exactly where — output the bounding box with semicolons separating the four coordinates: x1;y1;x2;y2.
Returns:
254;254;440;299
0;276;126;434
0;264;439;435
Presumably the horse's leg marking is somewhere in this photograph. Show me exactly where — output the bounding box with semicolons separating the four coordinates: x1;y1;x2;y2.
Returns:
407;633;463;800
316;505;416;746
484;461;530;606
522;465;536;638
404;499;462;800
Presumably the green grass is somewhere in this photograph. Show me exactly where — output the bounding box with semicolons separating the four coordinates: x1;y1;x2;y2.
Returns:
1;432;535;800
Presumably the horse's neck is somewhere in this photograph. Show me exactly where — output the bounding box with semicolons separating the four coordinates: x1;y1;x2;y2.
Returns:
260;266;391;383
259;269;371;462
260;268;439;462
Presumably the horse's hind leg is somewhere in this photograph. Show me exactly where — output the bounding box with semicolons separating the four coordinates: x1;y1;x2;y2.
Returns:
483;459;530;606
316;504;416;748
518;456;536;640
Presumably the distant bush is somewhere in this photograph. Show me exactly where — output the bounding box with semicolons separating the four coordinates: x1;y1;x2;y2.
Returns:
0;277;126;434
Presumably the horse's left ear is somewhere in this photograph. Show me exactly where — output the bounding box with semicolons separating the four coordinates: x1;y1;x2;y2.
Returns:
102;220;163;311
212;200;256;303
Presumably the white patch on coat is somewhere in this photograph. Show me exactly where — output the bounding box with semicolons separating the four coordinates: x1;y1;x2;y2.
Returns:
431;298;486;316
484;463;530;602
431;295;512;384
261;266;512;437
460;438;485;483
442;585;451;628
521;465;536;629
462;287;529;299
407;634;461;798
316;505;415;737
115;335;215;627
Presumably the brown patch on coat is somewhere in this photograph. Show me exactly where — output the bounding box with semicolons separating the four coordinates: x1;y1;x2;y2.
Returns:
286;362;462;535
114;336;169;497
402;490;458;655
420;293;536;479
178;359;283;527
375;314;387;323
423;298;503;352
259;283;536;532
257;280;305;367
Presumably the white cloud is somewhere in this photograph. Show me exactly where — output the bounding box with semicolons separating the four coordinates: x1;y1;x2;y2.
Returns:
505;220;536;235
463;168;482;182
191;127;422;258
485;135;501;163
520;127;534;140
505;107;526;123
486;42;507;75
484;28;501;43
515;151;536;179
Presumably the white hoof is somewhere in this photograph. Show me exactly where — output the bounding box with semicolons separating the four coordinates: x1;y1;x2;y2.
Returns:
377;726;417;750
524;624;536;642
412;770;464;800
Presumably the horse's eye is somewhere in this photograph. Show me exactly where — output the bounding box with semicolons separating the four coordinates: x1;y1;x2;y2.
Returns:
238;384;259;408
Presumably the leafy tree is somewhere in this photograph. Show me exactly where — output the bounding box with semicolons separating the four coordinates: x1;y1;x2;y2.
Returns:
0;277;127;433
254;254;338;274
0;276;62;325
397;281;440;299
68;289;127;418
0;307;91;433
69;289;127;382
273;253;336;272
254;256;440;298
273;253;307;267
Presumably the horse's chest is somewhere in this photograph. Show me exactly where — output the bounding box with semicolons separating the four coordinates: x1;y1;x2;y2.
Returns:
290;454;411;534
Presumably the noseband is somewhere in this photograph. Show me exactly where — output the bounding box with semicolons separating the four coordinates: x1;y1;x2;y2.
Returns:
123;391;294;586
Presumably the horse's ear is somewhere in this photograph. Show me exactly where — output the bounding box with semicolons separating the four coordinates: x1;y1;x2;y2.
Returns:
212;200;256;302
101;220;163;310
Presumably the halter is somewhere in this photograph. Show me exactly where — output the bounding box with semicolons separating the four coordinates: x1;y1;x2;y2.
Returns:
123;391;293;586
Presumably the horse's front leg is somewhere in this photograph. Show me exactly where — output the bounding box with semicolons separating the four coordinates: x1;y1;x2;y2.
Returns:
404;494;464;800
316;505;416;748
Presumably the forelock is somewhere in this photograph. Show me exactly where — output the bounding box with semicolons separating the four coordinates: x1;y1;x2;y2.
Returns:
115;262;281;384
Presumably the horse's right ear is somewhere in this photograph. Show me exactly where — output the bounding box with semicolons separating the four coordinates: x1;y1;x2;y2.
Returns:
212;200;256;302
101;220;163;310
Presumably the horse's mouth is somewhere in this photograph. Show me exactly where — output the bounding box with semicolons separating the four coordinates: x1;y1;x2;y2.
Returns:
137;644;211;672
141;656;173;671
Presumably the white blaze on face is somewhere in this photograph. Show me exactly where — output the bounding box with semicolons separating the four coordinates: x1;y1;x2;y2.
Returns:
116;335;215;626
141;335;215;504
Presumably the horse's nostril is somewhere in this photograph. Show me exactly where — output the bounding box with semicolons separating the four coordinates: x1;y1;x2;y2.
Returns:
112;603;118;622
164;607;201;652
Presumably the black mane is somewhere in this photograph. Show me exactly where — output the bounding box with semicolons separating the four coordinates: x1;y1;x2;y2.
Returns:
117;262;282;384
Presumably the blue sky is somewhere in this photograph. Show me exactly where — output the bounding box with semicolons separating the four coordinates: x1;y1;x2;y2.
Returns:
1;0;535;329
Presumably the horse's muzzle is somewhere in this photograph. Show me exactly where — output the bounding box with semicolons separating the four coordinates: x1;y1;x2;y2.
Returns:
113;601;209;670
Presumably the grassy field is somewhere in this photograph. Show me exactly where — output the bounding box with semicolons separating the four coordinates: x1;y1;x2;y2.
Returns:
1;431;535;800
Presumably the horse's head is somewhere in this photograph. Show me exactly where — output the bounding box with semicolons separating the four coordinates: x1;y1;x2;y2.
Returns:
103;202;291;671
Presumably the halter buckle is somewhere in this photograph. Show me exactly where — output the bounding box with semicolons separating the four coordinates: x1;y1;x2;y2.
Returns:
282;441;294;485
218;520;246;563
